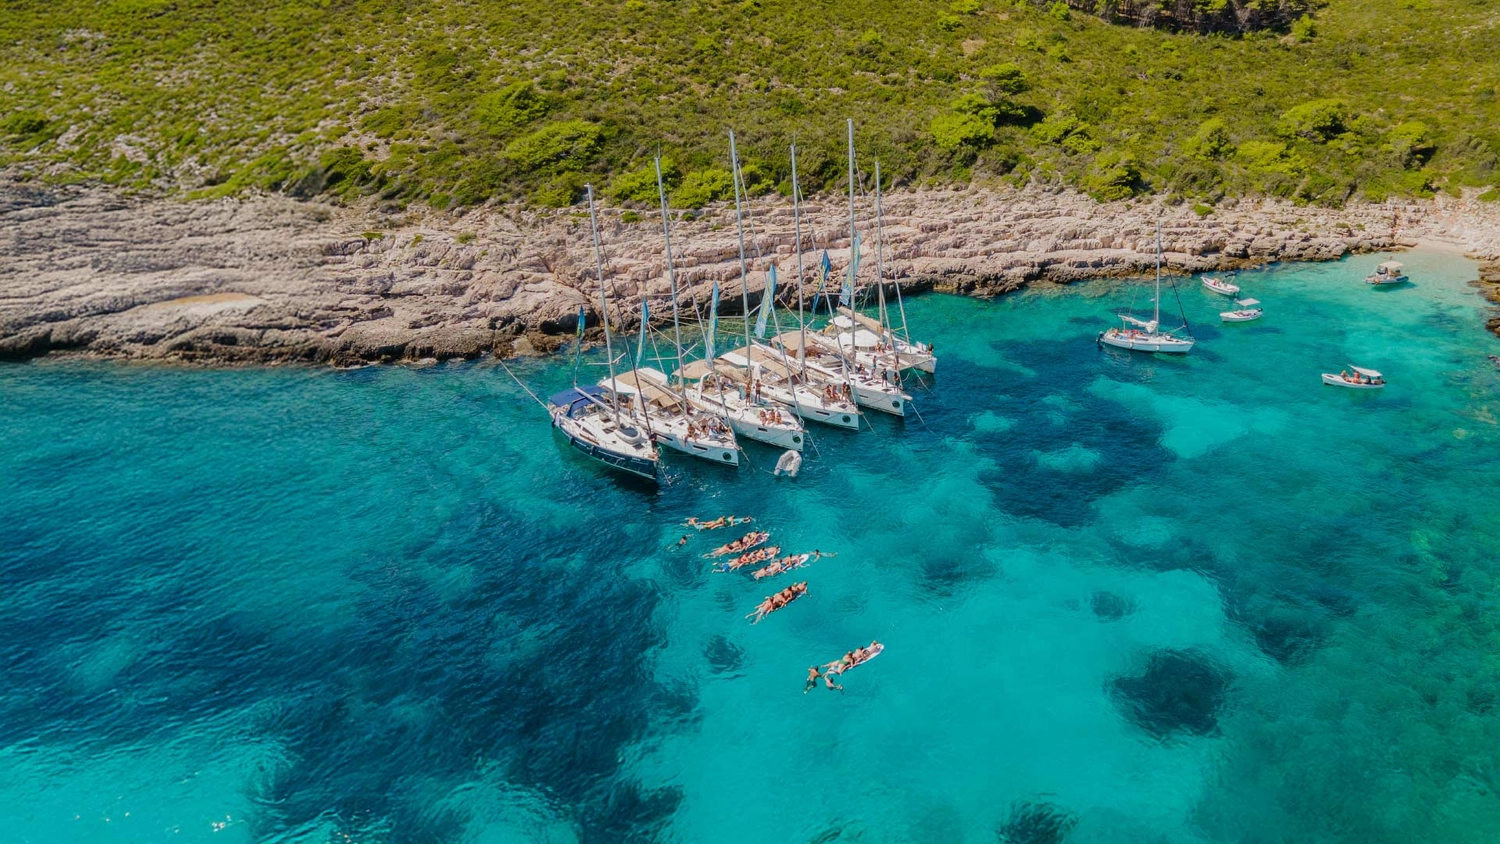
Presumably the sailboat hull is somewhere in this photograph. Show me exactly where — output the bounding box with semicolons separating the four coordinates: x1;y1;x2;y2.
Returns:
1099;332;1195;354
762;385;861;429
552;417;660;482
657;429;740;466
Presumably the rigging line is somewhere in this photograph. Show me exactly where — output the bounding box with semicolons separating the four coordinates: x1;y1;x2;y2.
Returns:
496;358;549;410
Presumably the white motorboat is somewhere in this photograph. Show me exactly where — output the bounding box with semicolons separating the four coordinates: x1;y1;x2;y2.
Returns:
774;450;802;478
1099;222;1195;355
601;369;739;466
1322;365;1385;389
1203;274;1240;296
1220;298;1263;322
1365;260;1409;286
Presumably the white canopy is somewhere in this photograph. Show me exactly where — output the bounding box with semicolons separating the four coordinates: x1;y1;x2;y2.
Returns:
1121;315;1159;331
1233;298;1261;307
1350;365;1383;378
1376;261;1404;273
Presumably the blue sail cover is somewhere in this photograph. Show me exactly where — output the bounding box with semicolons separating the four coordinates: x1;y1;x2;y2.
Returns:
548;385;609;418
754;266;777;338
705;282;720;361
841;233;860;307
635;300;649;367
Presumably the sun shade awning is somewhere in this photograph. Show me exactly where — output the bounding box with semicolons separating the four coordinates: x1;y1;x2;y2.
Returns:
1350;365;1382;378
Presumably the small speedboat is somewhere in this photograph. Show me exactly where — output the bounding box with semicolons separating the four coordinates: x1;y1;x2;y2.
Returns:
1203;274;1240;296
1365;261;1409;286
1321;365;1385;389
1220;298;1263;322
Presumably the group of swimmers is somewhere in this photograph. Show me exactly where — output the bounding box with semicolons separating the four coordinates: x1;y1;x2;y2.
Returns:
805;640;883;692
717;545;780;572
675;515;881;690
748;581;808;624
705;530;770;558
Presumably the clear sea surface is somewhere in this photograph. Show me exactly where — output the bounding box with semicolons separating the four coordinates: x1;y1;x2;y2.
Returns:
4;250;1500;844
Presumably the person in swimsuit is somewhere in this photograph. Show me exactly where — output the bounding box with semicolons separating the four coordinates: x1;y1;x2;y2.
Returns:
805;666;822;693
676;535;688;548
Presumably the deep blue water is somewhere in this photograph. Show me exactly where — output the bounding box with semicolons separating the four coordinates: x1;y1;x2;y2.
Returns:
4;250;1500;843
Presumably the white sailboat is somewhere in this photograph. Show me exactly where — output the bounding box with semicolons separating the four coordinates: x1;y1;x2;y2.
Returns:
802;126;912;417
595;157;740;468
548;185;661;483
716;130;864;431
1098;223;1195;354
817;127;937;375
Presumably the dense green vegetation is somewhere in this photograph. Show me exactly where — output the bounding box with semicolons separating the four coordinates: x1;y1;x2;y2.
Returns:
1;0;1496;209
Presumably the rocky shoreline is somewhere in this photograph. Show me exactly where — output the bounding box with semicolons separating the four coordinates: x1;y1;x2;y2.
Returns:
3;173;1499;366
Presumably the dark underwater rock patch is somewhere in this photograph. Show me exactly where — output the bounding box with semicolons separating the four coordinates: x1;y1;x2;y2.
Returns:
704;634;745;675
1250;611;1327;666
1111;648;1232;740
996;800;1078;844
1090;591;1136;621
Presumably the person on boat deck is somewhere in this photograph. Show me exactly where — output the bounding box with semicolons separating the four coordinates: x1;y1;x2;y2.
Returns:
805;665;822;693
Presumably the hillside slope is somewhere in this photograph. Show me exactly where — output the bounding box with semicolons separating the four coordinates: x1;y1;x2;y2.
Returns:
1;0;1496;209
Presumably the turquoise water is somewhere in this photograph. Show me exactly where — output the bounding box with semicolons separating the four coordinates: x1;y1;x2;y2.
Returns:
4;250;1500;843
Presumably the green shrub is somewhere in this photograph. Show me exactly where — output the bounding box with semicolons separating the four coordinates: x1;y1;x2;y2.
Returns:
456;231;477;244
1237;140;1304;175
474;82;550;135
1277;98;1349;142
673;167;735;208
621;210;642;223
932;112;996;152
1048;1;1070;21
978;63;1030;96
951;0;982;13
2;112;48;137
1193;203;1214;217
610;159;680;202
1477;187;1500;202
532;173;583;207
360;108;408;139
1030;111;1084;145
1185;117;1235;160
1082;151;1142;201
937;13;963;31
503;120;602;173
1291;14;1316;40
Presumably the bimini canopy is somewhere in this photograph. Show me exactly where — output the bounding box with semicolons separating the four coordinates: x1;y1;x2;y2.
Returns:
1350;365;1383;378
836;307;885;334
1376;261;1405;274
549;385;610;418
1233;298;1261;307
601;372;685;410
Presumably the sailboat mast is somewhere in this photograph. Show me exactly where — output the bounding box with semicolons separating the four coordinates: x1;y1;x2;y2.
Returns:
1154;220;1162;329
875;160;899;374
841;119;857;372
654;158;686;389
586;184;623;428
728;130;754;382
792;143;807;371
